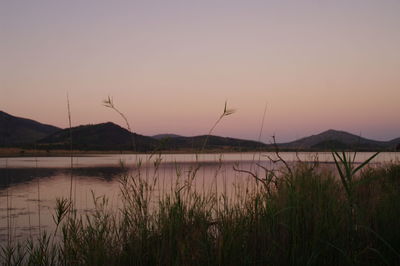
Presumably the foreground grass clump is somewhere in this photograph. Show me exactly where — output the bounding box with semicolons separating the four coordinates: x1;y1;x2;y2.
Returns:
1;160;400;266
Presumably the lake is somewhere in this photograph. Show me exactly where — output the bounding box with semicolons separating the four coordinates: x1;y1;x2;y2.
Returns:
0;152;398;245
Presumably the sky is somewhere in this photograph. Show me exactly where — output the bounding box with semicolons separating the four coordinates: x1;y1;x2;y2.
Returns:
1;0;399;143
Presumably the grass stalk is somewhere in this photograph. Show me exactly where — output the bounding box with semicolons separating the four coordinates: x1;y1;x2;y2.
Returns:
66;93;74;206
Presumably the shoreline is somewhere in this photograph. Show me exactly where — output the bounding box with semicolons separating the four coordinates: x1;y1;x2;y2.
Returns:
0;147;398;158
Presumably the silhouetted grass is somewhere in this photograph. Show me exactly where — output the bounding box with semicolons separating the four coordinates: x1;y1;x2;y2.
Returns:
1;157;399;265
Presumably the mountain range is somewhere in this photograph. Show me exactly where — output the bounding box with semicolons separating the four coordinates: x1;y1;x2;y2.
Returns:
0;110;399;152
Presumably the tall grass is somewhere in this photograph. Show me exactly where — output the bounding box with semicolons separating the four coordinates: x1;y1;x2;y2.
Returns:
1;156;399;265
66;93;73;202
200;101;235;153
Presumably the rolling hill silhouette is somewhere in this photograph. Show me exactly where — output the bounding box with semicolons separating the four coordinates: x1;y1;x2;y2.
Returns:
1;111;399;151
0;111;60;146
276;129;398;151
39;122;158;151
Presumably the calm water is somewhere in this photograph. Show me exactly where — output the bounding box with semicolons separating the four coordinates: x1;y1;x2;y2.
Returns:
0;152;398;244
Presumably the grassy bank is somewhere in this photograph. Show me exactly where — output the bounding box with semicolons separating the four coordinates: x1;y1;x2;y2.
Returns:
1;155;400;265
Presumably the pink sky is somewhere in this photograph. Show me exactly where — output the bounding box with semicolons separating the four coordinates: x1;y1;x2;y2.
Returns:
1;1;399;142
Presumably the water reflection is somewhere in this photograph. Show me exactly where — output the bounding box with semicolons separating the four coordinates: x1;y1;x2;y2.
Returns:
0;167;129;189
70;166;129;181
0;168;58;189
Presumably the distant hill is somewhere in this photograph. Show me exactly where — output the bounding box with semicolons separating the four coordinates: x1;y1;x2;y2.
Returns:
0;111;60;146
156;134;267;151
152;134;183;140
39;122;158;151
276;129;392;151
388;138;400;151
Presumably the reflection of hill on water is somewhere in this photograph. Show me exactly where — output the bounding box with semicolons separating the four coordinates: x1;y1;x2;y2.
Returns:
0;167;129;188
0;168;58;189
70;167;128;181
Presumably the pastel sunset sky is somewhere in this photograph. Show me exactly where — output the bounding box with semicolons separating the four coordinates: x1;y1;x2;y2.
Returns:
1;0;399;142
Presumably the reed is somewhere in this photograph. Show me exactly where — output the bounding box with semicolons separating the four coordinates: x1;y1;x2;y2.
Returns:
1;157;399;265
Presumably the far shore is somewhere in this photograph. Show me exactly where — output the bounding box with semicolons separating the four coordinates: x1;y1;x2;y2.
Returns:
0;147;397;158
0;147;268;157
